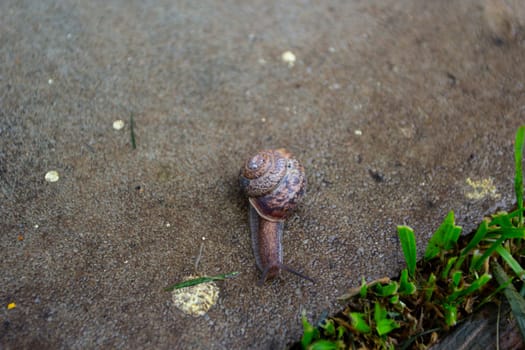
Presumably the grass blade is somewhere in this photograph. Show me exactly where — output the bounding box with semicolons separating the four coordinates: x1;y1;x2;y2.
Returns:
424;211;462;260
499;227;525;239
399;269;416;295
424;273;437;301
397;225;417;278
515;126;524;226
447;273;491;303
442;256;458;279
490;211;513;229
492;261;525;341
372;282;398;297
471;236;506;271
350;312;372;333
495;245;525;280
461;220;488;256
130;112;137;149
373;302;400;335
376;318;400;336
443;303;458;326
164;271;240;291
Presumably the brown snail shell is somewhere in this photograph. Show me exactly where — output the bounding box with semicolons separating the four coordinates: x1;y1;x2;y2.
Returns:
239;149;313;285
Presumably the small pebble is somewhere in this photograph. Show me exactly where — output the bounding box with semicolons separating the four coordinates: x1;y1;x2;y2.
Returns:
113;120;125;130
281;51;296;67
45;170;59;182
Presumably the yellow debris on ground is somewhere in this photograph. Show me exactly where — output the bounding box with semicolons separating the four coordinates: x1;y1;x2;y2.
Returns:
465;177;501;200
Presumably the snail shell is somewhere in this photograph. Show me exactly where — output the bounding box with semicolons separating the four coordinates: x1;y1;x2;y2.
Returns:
239;149;312;284
240;148;306;221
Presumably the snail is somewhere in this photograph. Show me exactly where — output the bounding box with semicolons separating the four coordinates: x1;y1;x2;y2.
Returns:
239;148;314;285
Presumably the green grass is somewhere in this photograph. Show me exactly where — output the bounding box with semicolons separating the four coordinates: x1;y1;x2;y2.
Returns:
294;126;525;349
130;112;137;149
164;271;240;292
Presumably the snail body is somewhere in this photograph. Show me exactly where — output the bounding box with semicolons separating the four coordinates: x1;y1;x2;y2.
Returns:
239;149;313;285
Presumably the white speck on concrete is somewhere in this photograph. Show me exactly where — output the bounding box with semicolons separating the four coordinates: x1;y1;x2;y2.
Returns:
45;170;59;182
281;51;296;67
113;120;125;130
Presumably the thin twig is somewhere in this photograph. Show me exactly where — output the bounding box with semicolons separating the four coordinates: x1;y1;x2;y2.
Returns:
194;242;204;272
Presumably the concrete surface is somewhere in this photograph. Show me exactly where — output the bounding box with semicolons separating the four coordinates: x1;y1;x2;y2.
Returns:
1;0;524;349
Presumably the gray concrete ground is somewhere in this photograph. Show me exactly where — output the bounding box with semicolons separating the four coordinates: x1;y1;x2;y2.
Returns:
1;0;525;349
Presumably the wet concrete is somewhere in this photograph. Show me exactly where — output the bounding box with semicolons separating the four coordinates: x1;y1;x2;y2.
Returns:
1;0;524;349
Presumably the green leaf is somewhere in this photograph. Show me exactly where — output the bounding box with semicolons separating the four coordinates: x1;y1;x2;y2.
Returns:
496;245;525;280
424;211;462;260
336;326;346;340
442;256;458;280
350;312;371;333
424;273;437;301
447;274;492;303
461;220;489;257
469;249;483;272
490;211;513;229
453;254;467;273
499;227;525;240
501;227;525;239
451;270;462;288
389;294;400;304
320;319;336;337
472;236;507;271
376;319;400;336
397;225;417;278
399;269;417;295
514;126;525;227
308;340;340;350
373;282;398;297
301;311;319;348
443;304;458;326
374;302;387;324
373;303;400;335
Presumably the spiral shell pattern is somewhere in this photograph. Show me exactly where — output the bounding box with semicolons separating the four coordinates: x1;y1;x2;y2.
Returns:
239;149;306;222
